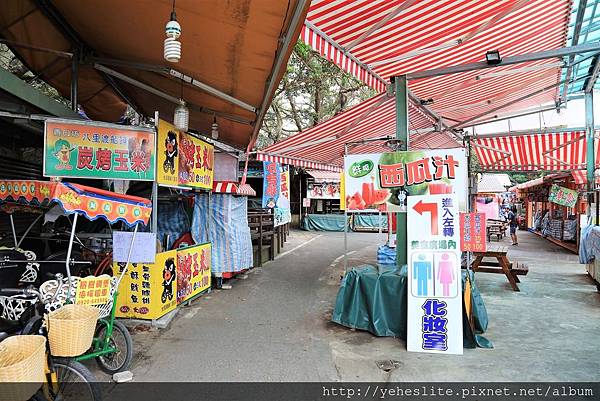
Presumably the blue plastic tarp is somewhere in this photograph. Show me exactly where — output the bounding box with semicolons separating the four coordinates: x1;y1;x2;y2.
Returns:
192;194;253;274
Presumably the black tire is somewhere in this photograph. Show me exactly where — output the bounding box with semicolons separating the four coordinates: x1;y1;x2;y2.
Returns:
50;357;102;401
95;320;133;374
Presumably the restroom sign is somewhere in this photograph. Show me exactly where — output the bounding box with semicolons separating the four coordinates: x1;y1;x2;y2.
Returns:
407;194;463;355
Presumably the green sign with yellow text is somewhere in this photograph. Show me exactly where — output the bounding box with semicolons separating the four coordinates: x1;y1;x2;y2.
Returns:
548;184;578;208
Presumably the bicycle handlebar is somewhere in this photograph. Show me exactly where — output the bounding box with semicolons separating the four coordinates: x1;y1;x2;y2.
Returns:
0;286;42;301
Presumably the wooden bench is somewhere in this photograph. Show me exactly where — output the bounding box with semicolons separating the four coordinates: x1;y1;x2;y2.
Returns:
248;210;275;267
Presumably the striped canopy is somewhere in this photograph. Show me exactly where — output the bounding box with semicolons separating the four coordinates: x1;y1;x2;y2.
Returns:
258;92;460;169
259;0;574;170
212;181;257;197
303;0;571;126
472;129;600;171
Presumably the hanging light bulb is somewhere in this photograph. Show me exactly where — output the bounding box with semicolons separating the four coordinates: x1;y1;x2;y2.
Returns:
164;0;181;62
211;115;219;140
174;99;189;131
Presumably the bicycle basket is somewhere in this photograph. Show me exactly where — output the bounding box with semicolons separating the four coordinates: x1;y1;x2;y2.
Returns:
0;335;46;401
46;304;99;357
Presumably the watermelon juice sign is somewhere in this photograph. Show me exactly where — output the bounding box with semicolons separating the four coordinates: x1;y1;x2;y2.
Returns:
343;149;467;213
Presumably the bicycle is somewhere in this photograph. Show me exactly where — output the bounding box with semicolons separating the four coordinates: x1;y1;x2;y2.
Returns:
39;274;133;374
0;287;102;401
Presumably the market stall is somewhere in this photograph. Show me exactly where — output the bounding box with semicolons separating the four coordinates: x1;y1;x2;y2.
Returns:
512;172;588;253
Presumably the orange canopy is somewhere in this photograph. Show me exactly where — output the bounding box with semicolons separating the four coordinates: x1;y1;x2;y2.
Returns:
0;0;308;148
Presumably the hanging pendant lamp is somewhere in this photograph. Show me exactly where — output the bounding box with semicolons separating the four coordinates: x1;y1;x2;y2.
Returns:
164;0;182;62
211;115;219;140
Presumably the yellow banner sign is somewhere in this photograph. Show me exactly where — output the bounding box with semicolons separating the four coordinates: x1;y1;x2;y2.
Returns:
157;119;214;190
75;275;112;306
176;243;211;304
115;249;178;320
115;243;212;320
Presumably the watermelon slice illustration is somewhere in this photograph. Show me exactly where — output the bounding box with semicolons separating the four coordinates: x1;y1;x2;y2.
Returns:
347;191;366;210
371;189;391;205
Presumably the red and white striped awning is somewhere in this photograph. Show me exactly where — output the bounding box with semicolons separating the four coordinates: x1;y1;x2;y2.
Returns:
306;169;341;182
472;130;600;171
212;181;257;197
258;92;460;168
255;152;341;171
303;0;571;127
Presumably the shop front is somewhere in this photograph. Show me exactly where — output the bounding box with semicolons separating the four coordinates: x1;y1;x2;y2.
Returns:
512;172;588;253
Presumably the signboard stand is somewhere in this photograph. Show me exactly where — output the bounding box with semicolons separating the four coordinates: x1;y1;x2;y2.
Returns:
341;142;467;354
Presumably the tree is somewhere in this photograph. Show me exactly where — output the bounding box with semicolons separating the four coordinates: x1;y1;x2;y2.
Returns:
257;41;375;149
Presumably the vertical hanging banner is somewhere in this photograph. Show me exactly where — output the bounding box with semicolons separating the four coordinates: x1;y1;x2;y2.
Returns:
156;119;181;187
460;213;486;252
274;165;291;226
44;118;155;180
262;161;281;208
407;194;463;355
344;149;467;212
156;119;214;190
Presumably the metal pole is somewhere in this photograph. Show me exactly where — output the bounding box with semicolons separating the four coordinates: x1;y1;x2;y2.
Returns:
299;169;303;227
152;111;159;235
70;49;78;112
152;181;159;235
585;90;595;211
395;75;409;267
343;144;349;273
65;213;78;302
9;215;18;248
17;214;43;248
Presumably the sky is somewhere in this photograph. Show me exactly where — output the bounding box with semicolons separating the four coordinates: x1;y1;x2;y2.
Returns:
469;89;600;135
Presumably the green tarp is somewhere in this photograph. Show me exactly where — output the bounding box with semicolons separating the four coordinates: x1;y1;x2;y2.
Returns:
352;214;388;231
302;214;348;231
332;264;492;349
301;213;388;232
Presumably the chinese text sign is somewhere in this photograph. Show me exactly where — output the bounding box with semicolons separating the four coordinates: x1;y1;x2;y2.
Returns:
262;161;280;208
344;148;467;213
156;119;214;190
548;184;578;208
75;275;112;306
459;213;486;252
115;243;211;320
44;119;155;181
407;194;463;355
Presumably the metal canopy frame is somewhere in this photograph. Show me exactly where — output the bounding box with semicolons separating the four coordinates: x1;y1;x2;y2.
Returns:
405;42;600;81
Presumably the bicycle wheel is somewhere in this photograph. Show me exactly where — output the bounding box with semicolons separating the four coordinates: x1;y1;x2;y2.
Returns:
95;320;133;374
47;357;102;401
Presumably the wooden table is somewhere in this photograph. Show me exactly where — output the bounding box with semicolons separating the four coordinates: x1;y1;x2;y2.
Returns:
471;245;528;291
486;219;507;241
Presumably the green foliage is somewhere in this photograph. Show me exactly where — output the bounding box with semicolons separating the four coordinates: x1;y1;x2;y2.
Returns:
257;40;376;149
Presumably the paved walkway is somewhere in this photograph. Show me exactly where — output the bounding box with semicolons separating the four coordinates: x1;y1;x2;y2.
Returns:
113;228;600;382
